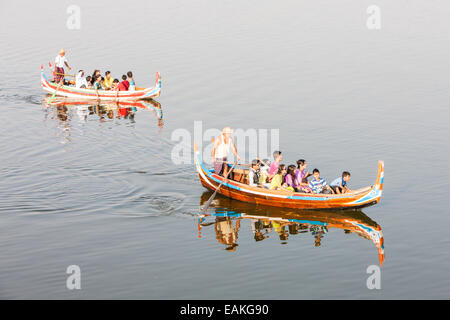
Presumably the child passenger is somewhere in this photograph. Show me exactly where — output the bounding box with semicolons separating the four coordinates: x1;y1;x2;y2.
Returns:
309;169;333;194
127;71;135;91
284;165;298;192
330;171;351;194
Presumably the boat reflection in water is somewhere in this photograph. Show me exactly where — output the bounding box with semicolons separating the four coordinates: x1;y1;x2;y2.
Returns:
198;192;385;266
42;97;163;130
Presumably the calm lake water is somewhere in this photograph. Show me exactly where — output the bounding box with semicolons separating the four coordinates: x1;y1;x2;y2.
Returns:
1;1;449;299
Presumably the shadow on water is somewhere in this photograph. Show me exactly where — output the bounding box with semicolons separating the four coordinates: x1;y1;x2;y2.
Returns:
198;191;385;266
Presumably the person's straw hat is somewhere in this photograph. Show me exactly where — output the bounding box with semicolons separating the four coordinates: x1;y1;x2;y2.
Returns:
222;127;233;134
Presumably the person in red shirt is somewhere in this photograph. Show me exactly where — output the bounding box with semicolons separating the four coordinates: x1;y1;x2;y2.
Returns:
121;74;129;90
113;78;128;100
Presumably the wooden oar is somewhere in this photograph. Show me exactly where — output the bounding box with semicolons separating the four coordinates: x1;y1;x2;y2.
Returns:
200;162;238;214
48;83;62;103
54;72;75;78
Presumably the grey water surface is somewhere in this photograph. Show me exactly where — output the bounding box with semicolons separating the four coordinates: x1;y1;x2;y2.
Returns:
0;0;449;299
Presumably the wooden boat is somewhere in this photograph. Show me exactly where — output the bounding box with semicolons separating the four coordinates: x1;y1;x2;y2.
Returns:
194;142;384;210
41;65;161;101
198;192;384;266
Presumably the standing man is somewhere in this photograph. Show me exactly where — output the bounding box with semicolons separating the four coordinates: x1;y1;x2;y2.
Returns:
54;49;71;84
211;127;241;177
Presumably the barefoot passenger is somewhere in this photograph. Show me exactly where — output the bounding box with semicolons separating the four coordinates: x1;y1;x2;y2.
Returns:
330;171;351;194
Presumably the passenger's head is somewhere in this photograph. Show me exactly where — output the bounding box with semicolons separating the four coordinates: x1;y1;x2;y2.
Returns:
122;75;127;81
113;79;119;84
127;71;133;78
93;70;100;77
312;168;320;179
297;159;306;170
105;71;111;78
287;165;296;177
273;151;282;162
59;48;65;56
251;159;260;170
342;171;351;182
278;164;287;175
86;76;91;82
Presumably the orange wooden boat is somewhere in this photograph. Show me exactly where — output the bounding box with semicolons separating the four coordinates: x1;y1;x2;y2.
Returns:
194;142;384;210
198;193;384;266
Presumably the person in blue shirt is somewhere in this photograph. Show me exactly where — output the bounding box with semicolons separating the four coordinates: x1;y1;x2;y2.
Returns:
330;171;351;194
309;169;332;194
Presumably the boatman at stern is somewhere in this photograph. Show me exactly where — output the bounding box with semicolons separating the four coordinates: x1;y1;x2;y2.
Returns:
54;49;71;84
212;127;241;177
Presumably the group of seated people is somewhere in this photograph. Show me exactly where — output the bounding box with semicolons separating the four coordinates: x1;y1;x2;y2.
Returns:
247;151;352;194
75;70;136;92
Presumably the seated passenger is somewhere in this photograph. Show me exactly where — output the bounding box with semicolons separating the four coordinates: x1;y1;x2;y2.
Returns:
284;165;298;192
259;159;271;185
103;71;114;90
270;164;287;190
309;169;333;194
268;151;283;180
93;76;103;98
86;76;93;89
121;75;130;90
75;70;87;89
295;159;312;193
127;71;135;91
248;159;261;187
330;171;351;194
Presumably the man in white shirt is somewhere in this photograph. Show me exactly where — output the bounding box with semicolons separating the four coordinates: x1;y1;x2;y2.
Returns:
54;49;71;84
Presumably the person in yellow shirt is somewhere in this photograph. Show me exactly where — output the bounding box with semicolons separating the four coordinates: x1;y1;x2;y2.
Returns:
269;164;287;190
103;71;114;90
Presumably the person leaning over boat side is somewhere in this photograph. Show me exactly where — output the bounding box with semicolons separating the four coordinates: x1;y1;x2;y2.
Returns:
248;159;261;187
212;127;241;177
309;169;333;194
330;171;352;194
54;49;71;84
127;71;135;91
93;76;103;99
75;70;88;88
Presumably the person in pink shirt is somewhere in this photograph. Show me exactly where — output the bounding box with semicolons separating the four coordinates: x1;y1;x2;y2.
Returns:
268;151;283;180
